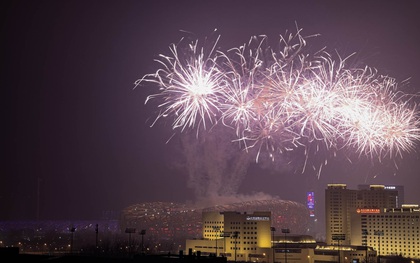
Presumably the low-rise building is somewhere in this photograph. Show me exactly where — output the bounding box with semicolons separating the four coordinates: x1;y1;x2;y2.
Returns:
186;210;374;263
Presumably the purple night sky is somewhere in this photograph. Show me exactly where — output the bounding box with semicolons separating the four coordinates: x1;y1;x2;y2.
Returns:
2;0;420;228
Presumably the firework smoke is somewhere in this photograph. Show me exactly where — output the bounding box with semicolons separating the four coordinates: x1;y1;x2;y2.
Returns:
135;28;420;200
177;125;254;203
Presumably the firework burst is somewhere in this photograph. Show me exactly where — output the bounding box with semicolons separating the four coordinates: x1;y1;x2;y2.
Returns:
135;36;226;132
135;28;420;169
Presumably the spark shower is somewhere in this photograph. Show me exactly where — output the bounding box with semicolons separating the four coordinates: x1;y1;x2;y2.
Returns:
135;28;420;194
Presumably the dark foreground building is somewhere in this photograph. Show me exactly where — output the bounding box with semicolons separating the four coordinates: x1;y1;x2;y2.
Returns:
0;248;227;263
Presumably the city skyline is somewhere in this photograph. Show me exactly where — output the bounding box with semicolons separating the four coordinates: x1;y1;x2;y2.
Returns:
2;0;420;222
0;183;415;259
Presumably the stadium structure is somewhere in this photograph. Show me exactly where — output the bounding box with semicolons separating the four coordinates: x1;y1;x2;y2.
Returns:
120;199;311;251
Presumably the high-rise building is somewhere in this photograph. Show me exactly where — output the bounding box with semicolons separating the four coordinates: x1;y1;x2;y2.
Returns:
325;184;398;245
358;184;404;207
350;204;420;259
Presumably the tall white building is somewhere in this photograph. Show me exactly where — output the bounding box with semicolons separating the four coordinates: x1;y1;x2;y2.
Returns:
325;184;398;246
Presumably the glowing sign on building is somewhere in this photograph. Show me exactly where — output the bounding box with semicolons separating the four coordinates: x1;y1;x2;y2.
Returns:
356;208;380;214
307;192;315;217
245;216;270;221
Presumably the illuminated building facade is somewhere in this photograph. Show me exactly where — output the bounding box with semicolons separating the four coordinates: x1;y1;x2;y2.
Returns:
186;210;373;263
187;211;272;261
306;192;315;218
351;204;420;260
325;184;398;246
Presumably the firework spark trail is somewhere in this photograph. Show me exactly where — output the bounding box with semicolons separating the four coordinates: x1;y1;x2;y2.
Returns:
135;28;420;167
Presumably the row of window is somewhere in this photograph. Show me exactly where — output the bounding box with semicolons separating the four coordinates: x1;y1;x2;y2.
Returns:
215;221;258;225
378;249;420;256
229;246;257;250
365;215;420;219
371;243;420;246
243;226;257;229
363;226;419;230
367;234;419;237
363;221;419;224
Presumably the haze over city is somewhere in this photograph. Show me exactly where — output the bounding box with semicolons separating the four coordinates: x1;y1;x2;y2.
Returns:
2;0;420;235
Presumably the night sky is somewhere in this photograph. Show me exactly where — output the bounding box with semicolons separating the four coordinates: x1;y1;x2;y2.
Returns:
2;0;420;227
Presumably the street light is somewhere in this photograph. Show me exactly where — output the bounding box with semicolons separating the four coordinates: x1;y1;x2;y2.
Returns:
270;227;276;263
213;226;221;257
374;230;384;263
125;228;136;256
69;227;76;254
95;224;99;253
281;228;290;263
332;234;345;263
221;231;231;257
362;230;369;263
140;229;146;254
233;231;239;262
